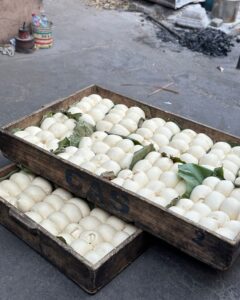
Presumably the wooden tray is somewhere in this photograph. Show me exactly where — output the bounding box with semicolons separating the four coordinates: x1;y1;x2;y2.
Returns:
0;164;147;294
1;84;240;270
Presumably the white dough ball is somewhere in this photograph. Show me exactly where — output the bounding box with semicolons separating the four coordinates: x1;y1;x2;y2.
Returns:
43;195;65;211
176;198;194;210
0;180;21;197
110;124;130;136
190;185;212;202
204;191;225;211
68;198;90;217
90;208;110;223
117;139;134;153
208;211;230;226
123;224;137;235
32;177;52;194
111;177;124;186
146;180;165;194
95;242;114;259
159;172;179;188
61;203;82;223
25;211;43;223
71;239;92;256
215;228;236;240
98;224;116;242
79;216;101;230
58;233;74;245
80;114;96;126
48;212;70;231
137;188;155;200
184;210;201;223
132;160;152;173
215;180;234;197
168;206;185;216
80;230;103;246
199;217;219;231
187;146;206;160
25;126;42;136
212;142;231;154
202;177;221;190
107;147;125;162
40;219;59;236
53;188;72;201
220;197;240;220
151;196;169;207
104;135;123;147
24;185;47;202
10;172;31;191
122;179;140;193
119;153;133;169
17;194;35;212
79;137;93;148
96;120;113;132
107;216;125;231
64;223;84;239
191;203;211;217
133;172;149;188
112;231;129;247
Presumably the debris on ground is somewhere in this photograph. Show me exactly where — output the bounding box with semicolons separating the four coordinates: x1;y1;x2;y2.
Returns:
88;0;130;10
175;4;210;29
217;66;224;72
210;18;224;28
179;28;234;56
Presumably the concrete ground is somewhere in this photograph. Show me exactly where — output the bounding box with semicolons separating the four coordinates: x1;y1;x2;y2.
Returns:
0;0;240;299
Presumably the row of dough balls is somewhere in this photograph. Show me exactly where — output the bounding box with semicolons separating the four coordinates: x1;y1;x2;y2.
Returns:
96;105;145;136
169;177;240;240
58;132;144;175
14;112;75;151
0;170;137;265
198;144;240;182
112;153;186;207
67;94;114;127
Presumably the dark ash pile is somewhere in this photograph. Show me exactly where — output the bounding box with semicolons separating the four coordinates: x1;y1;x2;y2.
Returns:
179;28;234;57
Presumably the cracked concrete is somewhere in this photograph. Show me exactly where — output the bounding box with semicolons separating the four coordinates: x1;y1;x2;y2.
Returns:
0;0;240;299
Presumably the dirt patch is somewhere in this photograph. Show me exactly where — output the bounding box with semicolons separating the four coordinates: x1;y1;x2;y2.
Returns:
87;0;130;10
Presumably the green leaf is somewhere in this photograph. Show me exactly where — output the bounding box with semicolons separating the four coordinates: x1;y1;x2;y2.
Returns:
63;112;82;121
161;152;185;164
178;164;224;198
104;132;142;145
53;137;70;155
166;196;181;209
54;120;94;154
11;128;22;134
138;117;145;128
57;236;67;244
130;144;155;170
72;120;94;140
0;170;19;182
227;141;240;148
178;164;213;198
212;167;224;180
41;111;54;123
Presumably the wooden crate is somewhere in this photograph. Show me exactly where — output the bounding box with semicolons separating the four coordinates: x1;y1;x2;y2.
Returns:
0;84;240;270
0;164;147;294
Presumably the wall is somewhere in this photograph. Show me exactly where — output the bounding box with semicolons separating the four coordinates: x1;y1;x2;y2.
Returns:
0;0;43;43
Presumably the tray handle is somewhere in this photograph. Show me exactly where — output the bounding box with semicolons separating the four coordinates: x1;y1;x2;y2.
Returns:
9;208;38;234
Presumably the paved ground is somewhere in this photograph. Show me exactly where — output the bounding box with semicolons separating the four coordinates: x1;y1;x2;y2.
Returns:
0;0;240;299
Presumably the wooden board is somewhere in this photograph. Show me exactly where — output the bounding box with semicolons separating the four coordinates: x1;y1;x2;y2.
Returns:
0;164;147;294
1;85;240;270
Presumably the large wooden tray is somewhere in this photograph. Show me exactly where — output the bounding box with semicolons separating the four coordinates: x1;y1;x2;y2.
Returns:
0;85;240;270
0;164;147;294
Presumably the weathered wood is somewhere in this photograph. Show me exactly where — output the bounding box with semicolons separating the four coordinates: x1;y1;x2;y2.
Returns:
0;164;147;294
1;85;240;270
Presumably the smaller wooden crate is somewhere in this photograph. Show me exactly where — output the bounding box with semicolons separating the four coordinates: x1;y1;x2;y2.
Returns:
0;164;147;294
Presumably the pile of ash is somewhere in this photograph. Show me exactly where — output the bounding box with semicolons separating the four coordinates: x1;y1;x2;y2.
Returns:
179;28;234;56
156;26;234;56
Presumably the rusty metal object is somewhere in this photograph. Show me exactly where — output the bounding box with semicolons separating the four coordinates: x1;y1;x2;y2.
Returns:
15;23;35;54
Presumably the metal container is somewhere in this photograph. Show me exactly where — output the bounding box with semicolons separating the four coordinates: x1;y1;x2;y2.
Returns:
212;0;240;23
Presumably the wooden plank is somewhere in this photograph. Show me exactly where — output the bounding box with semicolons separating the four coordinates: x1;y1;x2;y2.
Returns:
0;164;146;294
1;85;240;270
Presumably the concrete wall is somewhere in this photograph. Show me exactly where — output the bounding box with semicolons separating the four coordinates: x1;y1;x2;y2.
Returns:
0;0;43;43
